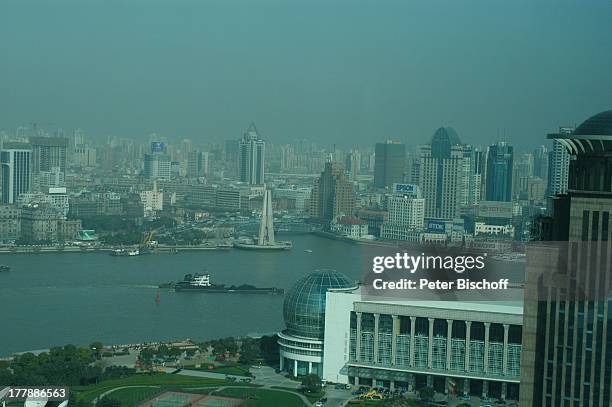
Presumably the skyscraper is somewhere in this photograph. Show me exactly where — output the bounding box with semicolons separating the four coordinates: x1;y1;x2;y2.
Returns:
29;136;68;175
1;142;32;204
520;110;612;406
547;130;572;197
374;140;406;188
310;162;356;223
533;145;549;180
143;142;171;180
187;151;209;178
239;123;265;185
418;127;468;219
485;141;514;202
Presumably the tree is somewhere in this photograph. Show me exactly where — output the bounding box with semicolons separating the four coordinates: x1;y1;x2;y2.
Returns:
238;338;260;365
418;386;435;401
89;341;104;360
301;374;322;393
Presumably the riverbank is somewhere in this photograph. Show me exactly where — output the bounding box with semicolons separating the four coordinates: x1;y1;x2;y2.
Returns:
0;244;233;254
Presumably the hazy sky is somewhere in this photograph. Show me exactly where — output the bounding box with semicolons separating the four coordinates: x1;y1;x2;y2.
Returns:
1;0;611;150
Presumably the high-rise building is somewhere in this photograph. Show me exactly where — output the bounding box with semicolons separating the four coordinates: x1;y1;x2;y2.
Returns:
485;141;514;202
1;142;32;204
520;110;612;406
546;130;572;197
374;140;406;188
143;142;171;180
187;151;209;178
532;145;549;180
418;127;468;220
29;136;68;175
238;123;265;185
468;148;484;205
310;162;356;223
380;184;425;241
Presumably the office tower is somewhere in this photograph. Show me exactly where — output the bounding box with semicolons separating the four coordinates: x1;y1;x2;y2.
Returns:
187;151;209;178
418;127;468;220
533;145;549;180
345;149;361;181
310;162;356;223
485;141;514;202
374;140;406;188
380;184;425;240
547;130;572;197
469;148;484;205
143;142;171;180
29;136;68;174
1;142;32;204
238;123;265;185
520;110;612;406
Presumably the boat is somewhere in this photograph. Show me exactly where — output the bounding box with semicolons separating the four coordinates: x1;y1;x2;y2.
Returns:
0;265;10;272
161;272;284;295
304;249;313;253
110;248;141;257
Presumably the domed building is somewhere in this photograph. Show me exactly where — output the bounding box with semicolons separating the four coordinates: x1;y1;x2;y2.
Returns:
278;269;357;377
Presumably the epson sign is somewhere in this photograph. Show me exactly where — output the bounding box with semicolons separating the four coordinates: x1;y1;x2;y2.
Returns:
393;183;416;194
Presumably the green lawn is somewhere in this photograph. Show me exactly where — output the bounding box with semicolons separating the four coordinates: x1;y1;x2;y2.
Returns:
103;387;164;406
74;374;226;403
270;386;324;403
190;364;252;376
214;387;306;407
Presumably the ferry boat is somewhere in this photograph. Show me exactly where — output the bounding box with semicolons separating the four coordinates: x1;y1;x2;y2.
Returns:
110;248;141;257
160;272;284;295
0;265;10;272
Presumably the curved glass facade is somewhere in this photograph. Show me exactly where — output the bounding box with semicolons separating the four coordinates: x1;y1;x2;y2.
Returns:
283;269;356;339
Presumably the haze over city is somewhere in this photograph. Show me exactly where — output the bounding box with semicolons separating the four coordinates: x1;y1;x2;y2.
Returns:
1;0;611;149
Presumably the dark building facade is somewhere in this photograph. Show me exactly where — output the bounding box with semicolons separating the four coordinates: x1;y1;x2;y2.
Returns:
374;140;406;189
521;110;612;406
485;141;514;202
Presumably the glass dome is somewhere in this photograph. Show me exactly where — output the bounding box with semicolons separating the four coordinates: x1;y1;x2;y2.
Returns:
283;269;357;340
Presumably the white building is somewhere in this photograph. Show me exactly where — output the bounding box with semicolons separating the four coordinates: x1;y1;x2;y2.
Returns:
474;222;515;237
547;135;571;197
380;184;425;241
323;287;524;401
331;216;369;238
140;183;164;218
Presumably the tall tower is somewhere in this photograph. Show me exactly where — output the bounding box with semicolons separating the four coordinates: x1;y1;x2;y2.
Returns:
239;123;265;185
374;140;405;188
1;142;32;204
521;110;612;406
143;142;171;180
418;127;468;219
310;162;356;223
258;189;275;246
485;141;514;202
547;130;572;197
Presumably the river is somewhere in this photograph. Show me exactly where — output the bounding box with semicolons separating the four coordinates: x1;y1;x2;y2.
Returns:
0;234;525;356
0;234;364;356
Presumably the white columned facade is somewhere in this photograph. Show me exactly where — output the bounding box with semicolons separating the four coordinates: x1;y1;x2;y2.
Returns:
391;315;399;366
465;321;471;372
373;313;380;364
446;319;453;370
427;318;434;369
484;322;491;373
410;316;416;367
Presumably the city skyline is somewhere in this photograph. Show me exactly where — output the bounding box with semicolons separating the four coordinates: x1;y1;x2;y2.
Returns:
1;1;612;150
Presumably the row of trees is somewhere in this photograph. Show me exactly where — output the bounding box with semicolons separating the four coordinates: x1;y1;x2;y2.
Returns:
0;344;134;386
